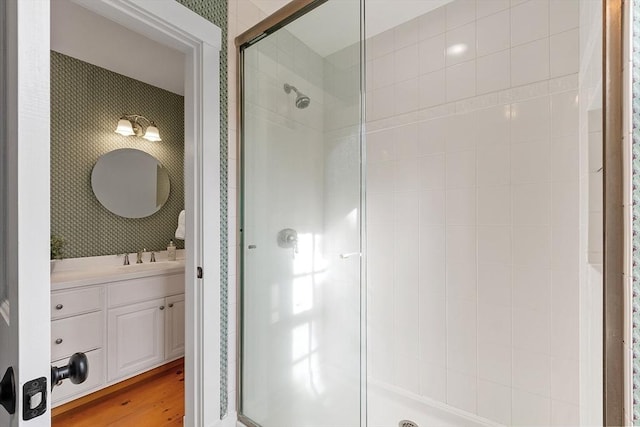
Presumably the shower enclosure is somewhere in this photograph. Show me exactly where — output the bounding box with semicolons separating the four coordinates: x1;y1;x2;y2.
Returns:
237;2;364;426
237;0;604;426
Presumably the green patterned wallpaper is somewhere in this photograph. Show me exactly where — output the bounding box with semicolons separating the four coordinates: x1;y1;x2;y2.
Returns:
173;0;230;418
51;51;185;259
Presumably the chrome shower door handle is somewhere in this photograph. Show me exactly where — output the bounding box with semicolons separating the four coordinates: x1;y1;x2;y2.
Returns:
339;252;361;259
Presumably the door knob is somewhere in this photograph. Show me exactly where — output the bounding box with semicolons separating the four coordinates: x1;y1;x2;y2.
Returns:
51;352;88;391
0;367;15;414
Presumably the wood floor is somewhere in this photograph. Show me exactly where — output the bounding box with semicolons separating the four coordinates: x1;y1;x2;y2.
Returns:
52;361;185;427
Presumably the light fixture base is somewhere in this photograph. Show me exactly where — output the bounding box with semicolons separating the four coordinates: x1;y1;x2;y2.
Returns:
116;114;161;141
132;122;144;137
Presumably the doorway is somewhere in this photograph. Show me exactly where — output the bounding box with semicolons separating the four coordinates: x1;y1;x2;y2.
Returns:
45;0;222;425
49;1;187;423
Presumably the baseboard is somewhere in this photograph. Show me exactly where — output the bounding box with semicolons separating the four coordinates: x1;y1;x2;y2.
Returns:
51;358;184;418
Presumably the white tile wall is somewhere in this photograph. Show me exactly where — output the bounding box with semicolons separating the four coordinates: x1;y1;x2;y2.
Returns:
511;39;550;87
477;10;510;56
366;0;584;425
510;0;549;47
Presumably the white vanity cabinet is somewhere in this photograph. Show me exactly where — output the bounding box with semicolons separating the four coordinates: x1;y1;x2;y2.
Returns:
51;264;185;407
107;298;166;381
107;292;185;381
106;272;184;382
165;294;185;360
51;287;105;405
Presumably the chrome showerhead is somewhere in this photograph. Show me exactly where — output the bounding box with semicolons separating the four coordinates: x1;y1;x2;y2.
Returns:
295;94;311;109
284;83;311;109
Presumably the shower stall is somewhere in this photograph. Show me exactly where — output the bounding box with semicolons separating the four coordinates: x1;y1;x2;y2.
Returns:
236;0;605;426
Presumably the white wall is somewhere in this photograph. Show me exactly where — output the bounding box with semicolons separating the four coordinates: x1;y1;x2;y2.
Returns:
365;0;588;425
51;0;185;95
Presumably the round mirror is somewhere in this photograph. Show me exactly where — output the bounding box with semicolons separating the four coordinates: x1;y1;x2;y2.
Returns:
91;149;170;218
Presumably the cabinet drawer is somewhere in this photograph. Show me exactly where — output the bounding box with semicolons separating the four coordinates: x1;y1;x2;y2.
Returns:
51;311;103;360
51;287;103;320
51;348;104;406
108;273;183;308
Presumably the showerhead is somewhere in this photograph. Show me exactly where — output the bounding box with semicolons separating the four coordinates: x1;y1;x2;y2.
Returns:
295;94;311;109
284;83;311;109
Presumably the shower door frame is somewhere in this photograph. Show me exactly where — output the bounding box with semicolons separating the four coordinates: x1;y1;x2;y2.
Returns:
603;0;625;424
234;1;366;426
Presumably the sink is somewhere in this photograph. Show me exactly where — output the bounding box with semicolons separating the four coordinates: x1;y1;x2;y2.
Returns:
51;252;186;291
117;261;182;272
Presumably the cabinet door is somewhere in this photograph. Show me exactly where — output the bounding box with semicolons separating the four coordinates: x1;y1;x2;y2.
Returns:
165;294;185;360
108;298;165;382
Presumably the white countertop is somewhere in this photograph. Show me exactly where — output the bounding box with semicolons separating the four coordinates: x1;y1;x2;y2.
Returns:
51;251;185;291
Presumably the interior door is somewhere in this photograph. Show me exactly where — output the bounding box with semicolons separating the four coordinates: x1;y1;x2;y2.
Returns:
0;1;52;425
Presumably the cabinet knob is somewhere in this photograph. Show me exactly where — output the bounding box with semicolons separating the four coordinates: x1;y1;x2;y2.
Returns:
55;304;63;310
159;306;165;310
168;303;174;308
55;338;63;345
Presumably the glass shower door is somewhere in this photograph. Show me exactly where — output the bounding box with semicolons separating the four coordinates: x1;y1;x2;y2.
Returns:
239;1;363;427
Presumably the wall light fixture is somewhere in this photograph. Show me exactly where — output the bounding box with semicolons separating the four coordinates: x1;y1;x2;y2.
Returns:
115;114;162;142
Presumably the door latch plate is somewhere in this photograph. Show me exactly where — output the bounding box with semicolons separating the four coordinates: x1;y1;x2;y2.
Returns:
22;377;46;420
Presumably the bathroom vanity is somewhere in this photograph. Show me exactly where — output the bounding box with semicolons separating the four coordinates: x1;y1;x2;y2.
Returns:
50;255;185;407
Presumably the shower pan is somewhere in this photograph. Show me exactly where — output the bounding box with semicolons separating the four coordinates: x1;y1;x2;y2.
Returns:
236;0;607;426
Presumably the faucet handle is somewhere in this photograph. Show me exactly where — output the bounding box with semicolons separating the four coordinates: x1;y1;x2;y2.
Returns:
123;253;130;265
150;252;156;263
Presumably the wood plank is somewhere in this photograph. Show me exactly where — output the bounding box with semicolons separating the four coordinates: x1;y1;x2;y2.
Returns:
52;358;183;417
52;359;184;426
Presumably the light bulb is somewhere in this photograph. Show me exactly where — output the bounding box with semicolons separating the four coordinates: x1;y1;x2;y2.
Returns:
143;124;161;142
115;118;135;136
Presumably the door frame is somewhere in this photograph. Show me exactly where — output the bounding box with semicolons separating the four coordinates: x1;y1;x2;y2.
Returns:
603;0;626;424
1;1;52;425
69;1;222;425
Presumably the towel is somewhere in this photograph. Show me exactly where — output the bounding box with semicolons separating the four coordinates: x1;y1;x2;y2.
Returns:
175;210;185;240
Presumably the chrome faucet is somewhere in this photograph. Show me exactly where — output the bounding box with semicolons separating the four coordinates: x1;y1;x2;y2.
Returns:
150;252;156;263
123;253;130;265
136;249;145;264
